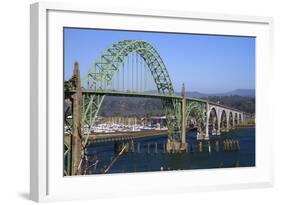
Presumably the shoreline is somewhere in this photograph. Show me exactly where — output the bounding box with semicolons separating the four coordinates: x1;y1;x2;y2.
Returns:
235;125;255;128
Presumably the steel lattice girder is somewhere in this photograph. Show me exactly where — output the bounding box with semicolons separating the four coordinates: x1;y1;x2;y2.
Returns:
83;40;173;94
81;40;182;143
186;100;207;130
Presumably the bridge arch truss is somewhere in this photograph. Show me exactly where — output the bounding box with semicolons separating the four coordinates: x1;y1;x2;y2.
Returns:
82;40;182;145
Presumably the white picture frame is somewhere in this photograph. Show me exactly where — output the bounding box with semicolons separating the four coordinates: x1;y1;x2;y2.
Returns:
30;2;274;202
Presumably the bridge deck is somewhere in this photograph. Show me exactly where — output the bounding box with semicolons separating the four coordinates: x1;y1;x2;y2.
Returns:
79;89;182;99
74;89;208;103
208;101;243;113
68;89;244;113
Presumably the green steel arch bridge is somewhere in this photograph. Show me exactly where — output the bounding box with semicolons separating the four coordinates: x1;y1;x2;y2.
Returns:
65;40;245;175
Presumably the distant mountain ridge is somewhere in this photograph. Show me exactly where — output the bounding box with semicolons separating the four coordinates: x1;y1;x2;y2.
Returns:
97;89;255;116
179;89;255;98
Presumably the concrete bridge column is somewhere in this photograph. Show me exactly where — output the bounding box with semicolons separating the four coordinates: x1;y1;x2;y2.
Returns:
212;118;217;135
221;110;229;132
226;111;230;132
238;114;240;125
211;107;220;136
238;113;241;125
239;113;243;125
216;110;221;135
204;103;209;140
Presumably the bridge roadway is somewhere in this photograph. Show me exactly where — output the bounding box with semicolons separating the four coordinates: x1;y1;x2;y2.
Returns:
77;89;244;113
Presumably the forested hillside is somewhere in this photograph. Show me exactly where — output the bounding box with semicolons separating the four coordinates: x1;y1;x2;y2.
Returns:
201;95;255;113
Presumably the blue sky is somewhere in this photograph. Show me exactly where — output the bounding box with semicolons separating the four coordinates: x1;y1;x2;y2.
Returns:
64;28;255;93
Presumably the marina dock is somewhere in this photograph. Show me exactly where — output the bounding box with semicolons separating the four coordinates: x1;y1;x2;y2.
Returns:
64;129;168;144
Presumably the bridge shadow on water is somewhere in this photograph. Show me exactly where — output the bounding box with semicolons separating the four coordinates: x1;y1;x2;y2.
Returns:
85;128;255;175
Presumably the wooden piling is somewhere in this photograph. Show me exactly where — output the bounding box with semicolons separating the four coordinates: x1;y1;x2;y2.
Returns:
155;142;158;153
233;140;236;150
131;140;135;153
137;143;140;153
199;141;203;152
229;140;233;151
236;140;240;150
215;140;219;152
224;140;231;151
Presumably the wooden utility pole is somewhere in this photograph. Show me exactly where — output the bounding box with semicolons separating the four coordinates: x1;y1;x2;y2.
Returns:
71;62;83;175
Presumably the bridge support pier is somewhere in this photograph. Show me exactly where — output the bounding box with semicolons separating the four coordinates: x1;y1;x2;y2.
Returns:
221;127;229;132
205;104;209;140
166;140;187;153
197;131;209;140
181;83;186;145
216;130;221;135
166;83;188;153
204;134;209;140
